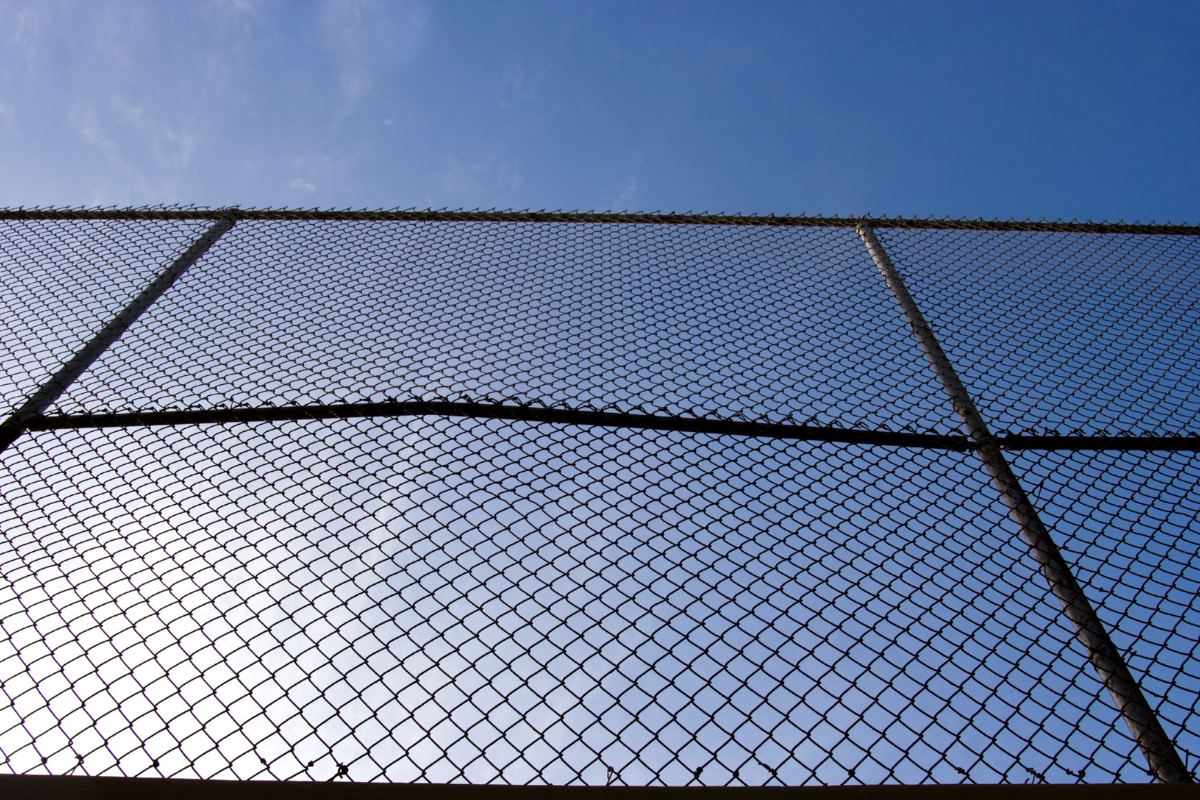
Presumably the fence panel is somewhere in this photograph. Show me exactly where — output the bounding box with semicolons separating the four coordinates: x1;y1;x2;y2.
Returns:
50;221;955;433
0;211;1196;785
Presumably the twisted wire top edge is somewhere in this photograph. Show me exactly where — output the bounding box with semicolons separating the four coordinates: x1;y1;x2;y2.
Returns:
0;207;1196;234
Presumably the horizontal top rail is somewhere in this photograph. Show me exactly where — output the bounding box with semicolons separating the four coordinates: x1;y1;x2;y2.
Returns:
0;207;1197;234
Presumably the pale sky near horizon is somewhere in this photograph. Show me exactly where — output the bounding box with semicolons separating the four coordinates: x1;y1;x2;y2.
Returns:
0;0;1197;221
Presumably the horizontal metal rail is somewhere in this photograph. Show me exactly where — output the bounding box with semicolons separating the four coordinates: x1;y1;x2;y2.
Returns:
0;208;1196;234
997;433;1200;451
28;403;970;448
23;403;1200;451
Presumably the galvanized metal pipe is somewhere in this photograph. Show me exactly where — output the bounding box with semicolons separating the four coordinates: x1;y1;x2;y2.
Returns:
857;222;1192;784
0;218;235;455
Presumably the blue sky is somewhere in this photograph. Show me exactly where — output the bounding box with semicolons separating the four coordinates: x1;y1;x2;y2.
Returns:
1;0;1197;220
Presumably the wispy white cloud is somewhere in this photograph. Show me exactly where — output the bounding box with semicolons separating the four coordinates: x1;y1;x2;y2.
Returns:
90;0;153;73
436;154;524;200
500;54;544;107
340;65;372;107
0;100;14;135
436;156;475;196
110;95;197;170
68;100;154;201
215;0;263;15
67;92;205;203
320;0;429;115
320;0;427;64
70;102;128;173
201;0;267;45
499;161;524;194
1;1;47;68
612;177;638;211
288;177;317;193
283;153;357;201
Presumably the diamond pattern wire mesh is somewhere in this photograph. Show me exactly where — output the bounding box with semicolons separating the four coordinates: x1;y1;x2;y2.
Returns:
1007;449;1200;780
871;229;1200;435
0;219;212;414
54;221;955;432
0;211;1197;786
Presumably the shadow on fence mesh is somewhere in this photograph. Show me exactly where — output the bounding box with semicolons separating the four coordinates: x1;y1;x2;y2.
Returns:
0;210;1196;786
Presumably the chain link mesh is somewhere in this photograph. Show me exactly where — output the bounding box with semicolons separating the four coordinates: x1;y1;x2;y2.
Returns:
872;229;1200;436
53;222;955;432
1006;449;1200;779
0;219;211;413
0;212;1196;785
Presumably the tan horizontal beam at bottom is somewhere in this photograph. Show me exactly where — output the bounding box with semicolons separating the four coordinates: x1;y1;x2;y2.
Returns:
1;775;1195;800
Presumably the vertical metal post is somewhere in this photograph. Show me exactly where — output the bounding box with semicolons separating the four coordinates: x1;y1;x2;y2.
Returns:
856;222;1192;784
0;218;235;455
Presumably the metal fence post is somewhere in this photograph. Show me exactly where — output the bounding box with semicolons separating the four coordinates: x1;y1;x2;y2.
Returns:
0;218;235;456
856;222;1192;784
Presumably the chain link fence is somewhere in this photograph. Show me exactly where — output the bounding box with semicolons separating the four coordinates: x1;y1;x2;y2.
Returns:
0;210;1196;786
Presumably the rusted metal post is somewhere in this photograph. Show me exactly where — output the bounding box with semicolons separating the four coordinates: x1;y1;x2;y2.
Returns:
856;222;1192;784
0;218;235;455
